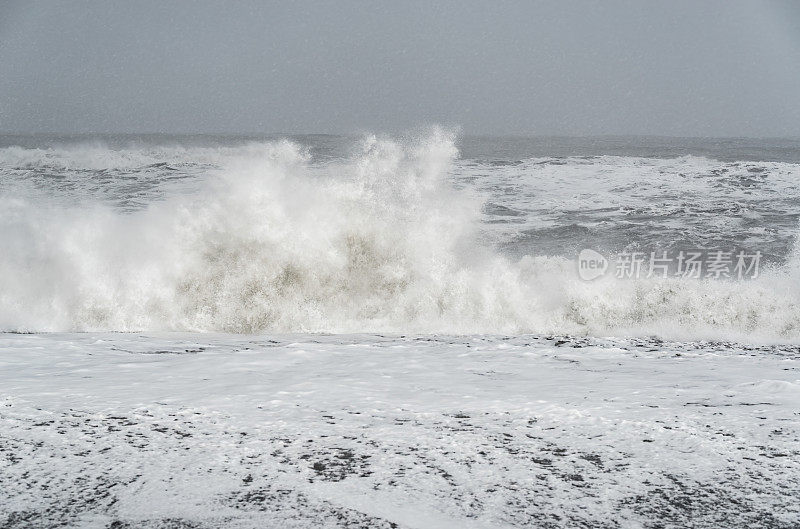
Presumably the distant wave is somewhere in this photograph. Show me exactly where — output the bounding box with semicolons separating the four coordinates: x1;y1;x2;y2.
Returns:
1;130;800;342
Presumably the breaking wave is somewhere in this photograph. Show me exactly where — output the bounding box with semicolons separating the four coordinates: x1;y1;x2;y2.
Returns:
2;130;800;342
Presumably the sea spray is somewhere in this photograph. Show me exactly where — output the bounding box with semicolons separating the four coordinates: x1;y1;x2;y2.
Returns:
1;131;800;341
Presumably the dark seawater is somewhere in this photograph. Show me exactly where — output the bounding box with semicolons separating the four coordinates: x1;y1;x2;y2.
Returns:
4;134;800;162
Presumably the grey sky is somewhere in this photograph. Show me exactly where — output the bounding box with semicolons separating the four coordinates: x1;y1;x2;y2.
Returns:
1;0;799;136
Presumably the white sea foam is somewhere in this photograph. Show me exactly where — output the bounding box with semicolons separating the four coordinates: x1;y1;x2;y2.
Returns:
1;131;800;341
3;332;797;526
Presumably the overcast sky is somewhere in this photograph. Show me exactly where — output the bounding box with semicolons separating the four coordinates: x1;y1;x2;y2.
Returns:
1;1;799;136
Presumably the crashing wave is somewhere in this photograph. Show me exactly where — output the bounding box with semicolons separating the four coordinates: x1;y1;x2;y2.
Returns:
1;130;799;342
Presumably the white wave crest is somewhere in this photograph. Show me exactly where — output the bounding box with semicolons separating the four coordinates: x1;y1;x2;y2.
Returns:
1;131;800;342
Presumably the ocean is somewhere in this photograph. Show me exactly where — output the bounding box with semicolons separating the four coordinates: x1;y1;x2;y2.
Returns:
1;132;799;527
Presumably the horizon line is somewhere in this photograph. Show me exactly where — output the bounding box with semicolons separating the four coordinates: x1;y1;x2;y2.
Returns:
2;131;800;141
